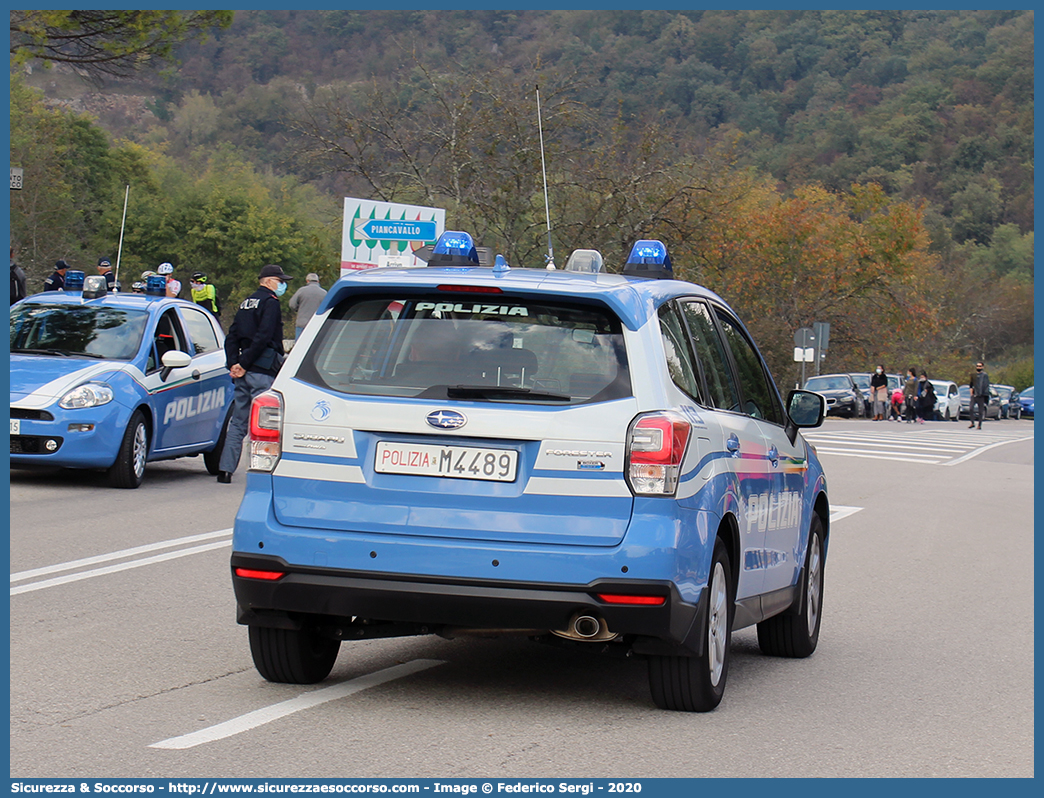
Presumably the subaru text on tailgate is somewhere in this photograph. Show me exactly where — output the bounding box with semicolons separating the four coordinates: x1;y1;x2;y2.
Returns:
230;234;829;711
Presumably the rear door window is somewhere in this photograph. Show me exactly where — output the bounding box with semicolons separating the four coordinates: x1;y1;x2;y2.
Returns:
297;293;631;405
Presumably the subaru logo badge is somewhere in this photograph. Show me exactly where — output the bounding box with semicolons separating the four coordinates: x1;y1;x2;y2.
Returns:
426;410;467;430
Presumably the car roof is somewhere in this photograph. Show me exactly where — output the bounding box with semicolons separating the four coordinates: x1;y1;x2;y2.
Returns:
18;291;190;315
319;266;729;332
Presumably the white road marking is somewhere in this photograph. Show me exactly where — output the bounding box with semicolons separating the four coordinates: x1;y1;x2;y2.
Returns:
806;429;1032;465
829;505;863;523
942;436;1035;466
11;528;233;583
150;659;446;750
11;539;231;596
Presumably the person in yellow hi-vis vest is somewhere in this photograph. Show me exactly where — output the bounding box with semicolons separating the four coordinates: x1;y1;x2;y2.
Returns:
190;271;222;323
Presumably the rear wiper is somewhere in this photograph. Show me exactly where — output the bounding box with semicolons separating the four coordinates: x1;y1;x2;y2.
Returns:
443;385;571;402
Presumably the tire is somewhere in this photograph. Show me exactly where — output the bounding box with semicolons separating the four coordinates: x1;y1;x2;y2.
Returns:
107;410;149;489
249;626;340;684
757;514;825;658
648;537;733;712
203;409;232;476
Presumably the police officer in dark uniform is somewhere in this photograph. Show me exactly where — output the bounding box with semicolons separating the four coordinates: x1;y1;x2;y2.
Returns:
216;264;294;483
97;257;116;291
43;260;70;291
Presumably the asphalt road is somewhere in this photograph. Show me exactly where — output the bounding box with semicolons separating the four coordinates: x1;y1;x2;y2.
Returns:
9;417;1035;778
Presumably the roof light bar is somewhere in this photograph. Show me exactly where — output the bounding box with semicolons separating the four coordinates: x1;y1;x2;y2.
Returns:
564;249;604;274
427;231;480;267
622;239;673;280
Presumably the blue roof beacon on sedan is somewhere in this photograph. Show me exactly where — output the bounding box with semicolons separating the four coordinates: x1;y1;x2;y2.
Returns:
10;273;233;488
230;233;830;712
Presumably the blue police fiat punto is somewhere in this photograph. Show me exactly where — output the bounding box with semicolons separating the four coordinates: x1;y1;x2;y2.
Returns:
10;272;233;488
230;234;828;711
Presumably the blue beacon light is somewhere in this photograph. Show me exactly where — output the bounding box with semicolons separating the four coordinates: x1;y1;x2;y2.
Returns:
622;239;673;279
428;231;480;266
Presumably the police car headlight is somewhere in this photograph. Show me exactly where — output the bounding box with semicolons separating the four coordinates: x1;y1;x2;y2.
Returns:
59;382;114;409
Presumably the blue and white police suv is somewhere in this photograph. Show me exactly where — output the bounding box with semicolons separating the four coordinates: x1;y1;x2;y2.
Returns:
10;272;233;488
230;234;828;711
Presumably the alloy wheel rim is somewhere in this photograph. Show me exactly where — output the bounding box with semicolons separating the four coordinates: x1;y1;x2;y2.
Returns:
707;561;727;686
132;424;147;479
806;534;821;631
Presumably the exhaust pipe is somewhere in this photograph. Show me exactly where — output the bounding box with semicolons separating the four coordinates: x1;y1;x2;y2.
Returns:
573;615;601;638
551;612;618;642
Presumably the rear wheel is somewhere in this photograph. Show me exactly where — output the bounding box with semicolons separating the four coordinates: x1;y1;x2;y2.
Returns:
757;514;825;658
249;626;340;684
107;410;149;489
648;537;733;712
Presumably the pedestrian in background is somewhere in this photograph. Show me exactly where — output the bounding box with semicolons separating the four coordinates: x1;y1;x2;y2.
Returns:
969;361;990;429
916;370;936;424
10;246;27;304
43;260;70;291
288;272;327;339
157;262;181;298
97;257;116;291
902;367;918;422
870;364;888;420
190;272;222;320
217;264;294;484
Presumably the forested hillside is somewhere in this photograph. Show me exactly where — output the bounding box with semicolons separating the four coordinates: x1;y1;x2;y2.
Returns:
10;9;1033;387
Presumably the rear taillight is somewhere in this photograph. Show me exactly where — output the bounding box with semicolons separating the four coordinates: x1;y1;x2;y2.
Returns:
249;391;283;472
625;411;691;496
596;593;666;606
234;568;286;581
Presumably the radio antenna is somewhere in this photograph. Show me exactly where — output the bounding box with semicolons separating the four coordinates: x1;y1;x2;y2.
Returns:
536;86;555;269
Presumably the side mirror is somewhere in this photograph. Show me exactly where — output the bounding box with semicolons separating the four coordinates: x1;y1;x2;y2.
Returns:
159;350;191;381
788;389;826;428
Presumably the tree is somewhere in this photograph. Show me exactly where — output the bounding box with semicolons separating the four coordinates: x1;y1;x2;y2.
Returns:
10;10;233;80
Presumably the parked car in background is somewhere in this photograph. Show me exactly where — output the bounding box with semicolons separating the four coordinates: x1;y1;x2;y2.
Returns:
1016;386;1034;418
958;384;1002;421
804;373;866;418
994;384;1021;419
10;273;234;487
929;380;961;421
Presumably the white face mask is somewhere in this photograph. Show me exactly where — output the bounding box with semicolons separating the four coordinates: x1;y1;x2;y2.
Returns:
876;368;883;374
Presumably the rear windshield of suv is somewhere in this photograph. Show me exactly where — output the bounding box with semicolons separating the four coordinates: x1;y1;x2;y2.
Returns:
296;292;631;405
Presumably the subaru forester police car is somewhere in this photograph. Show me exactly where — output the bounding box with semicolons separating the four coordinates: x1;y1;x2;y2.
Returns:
10;272;233;488
230;233;828;711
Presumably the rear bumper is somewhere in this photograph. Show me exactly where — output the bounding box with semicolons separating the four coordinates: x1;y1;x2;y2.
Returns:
231;552;707;656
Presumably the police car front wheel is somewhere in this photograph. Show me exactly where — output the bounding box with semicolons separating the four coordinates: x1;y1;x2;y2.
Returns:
107;410;149;489
756;514;825;658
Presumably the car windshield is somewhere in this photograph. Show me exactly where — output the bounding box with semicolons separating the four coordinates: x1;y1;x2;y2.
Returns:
296;292;631;405
959;385;971;397
804;376;850;391
10;303;148;360
850;374;871;389
1022;387;1033;399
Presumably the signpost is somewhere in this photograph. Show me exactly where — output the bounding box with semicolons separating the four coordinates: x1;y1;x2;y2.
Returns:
794;322;830;384
10;167;23;190
340;199;445;273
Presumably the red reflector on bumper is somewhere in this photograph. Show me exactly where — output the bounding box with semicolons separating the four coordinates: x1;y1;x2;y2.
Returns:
596;593;666;606
235;568;286;581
